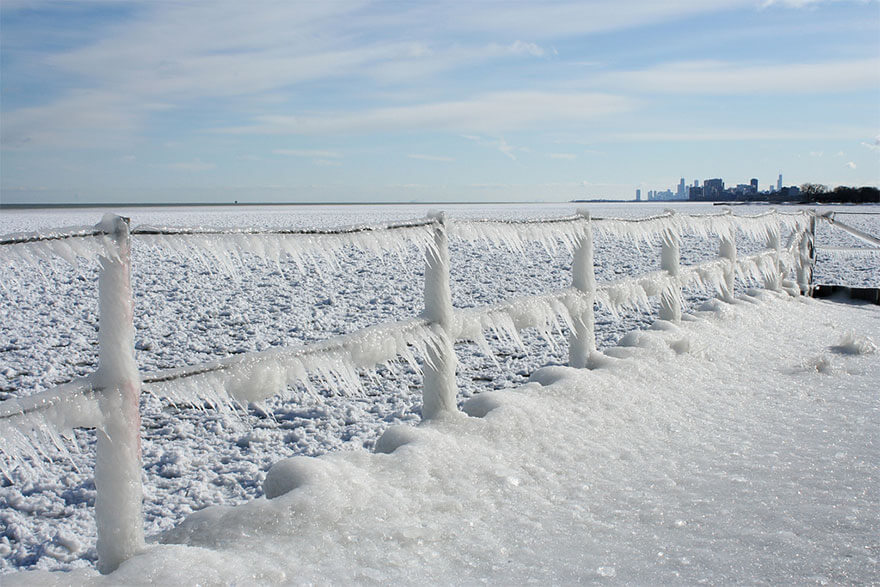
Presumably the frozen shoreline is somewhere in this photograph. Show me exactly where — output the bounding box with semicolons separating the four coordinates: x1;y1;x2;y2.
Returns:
5;291;879;584
1;203;877;576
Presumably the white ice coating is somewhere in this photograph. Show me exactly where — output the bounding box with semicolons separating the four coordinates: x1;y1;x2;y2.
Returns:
0;232;106;274
0;380;100;479
133;221;436;275
421;214;458;420
569;211;596;367
659;220;683;322
92;214;145;575
593;209;811;245
449;215;587;255
454;290;579;356
142;318;438;410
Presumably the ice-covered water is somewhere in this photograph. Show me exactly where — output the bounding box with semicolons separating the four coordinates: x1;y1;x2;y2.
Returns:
0;202;877;577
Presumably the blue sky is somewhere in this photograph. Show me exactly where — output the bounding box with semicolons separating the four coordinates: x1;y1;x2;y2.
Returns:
1;0;879;204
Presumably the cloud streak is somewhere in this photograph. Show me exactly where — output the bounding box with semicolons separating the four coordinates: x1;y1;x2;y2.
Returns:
407;154;455;162
597;58;880;94
220;91;635;135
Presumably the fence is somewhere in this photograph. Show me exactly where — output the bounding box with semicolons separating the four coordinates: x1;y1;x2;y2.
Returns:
0;208;822;573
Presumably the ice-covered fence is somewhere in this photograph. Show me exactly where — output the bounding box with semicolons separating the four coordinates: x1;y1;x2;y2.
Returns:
0;207;815;573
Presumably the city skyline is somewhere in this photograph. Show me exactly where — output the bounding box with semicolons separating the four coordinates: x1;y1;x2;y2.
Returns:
642;173;782;201
2;1;879;205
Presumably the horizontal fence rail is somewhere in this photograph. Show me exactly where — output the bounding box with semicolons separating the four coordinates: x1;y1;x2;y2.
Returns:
0;207;838;573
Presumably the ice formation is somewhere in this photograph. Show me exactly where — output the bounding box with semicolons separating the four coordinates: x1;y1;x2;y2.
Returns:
141;318;438;410
0;206;844;577
132;219;437;275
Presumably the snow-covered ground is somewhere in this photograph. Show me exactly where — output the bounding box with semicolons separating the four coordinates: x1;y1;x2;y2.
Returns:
0;202;878;581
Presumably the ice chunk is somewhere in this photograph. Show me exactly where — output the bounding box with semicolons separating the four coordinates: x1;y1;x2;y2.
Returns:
831;331;877;355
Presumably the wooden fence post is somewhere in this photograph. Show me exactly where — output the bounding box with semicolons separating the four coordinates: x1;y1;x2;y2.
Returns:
422;212;457;420
659;212;682;322
569;210;596;368
94;214;144;574
719;211;737;303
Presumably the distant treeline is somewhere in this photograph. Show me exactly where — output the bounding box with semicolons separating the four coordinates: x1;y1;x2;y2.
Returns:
800;184;880;204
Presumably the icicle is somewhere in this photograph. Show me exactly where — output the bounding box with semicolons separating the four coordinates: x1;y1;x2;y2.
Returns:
449;216;587;255
0;380;101;478
132;221;436;276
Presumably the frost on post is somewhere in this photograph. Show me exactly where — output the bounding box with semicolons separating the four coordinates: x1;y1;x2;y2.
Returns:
93;214;145;574
421;213;457;420
659;215;682;323
718;216;737;303
569;211;596;368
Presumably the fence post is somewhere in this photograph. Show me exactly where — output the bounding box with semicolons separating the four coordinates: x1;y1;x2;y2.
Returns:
569;210;596;368
659;211;682;322
764;211;782;291
796;214;817;295
719;211;737;303
93;214;144;574
422;212;457;420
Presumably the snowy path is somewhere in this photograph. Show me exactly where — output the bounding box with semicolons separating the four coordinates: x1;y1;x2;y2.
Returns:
10;290;878;585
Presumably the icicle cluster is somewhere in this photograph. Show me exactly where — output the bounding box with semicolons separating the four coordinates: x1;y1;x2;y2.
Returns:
0;228;106;269
449;216;587;255
142;318;438;409
595;270;675;316
453;290;579;357
133;221;436;274
593;210;811;245
0;380;101;478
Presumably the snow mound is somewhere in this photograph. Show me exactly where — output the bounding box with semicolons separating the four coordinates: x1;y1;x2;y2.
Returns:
262;456;335;499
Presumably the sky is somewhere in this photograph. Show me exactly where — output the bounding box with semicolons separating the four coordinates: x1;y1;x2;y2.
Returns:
1;0;879;205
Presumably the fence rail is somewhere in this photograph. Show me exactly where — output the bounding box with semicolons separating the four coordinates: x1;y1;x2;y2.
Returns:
0;207;823;573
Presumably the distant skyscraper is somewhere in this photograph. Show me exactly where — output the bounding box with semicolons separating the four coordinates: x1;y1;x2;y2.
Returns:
636;189;641;202
703;178;725;200
694;179;700;188
777;174;783;191
750;178;759;193
677;178;686;198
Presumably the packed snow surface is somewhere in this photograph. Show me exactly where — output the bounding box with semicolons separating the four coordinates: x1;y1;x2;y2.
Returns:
0;202;878;581
6;291;879;585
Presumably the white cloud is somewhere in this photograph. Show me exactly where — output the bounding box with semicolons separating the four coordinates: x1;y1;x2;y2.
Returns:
274;149;342;158
1;89;143;149
761;0;826;7
497;138;518;160
462;134;529;160
606;127;866;141
506;41;546;57
597;58;880;94
861;136;880;152
168;159;215;172
407;154;455;162
846;161;857;169
548;153;577;160
220;91;634;135
444;0;752;39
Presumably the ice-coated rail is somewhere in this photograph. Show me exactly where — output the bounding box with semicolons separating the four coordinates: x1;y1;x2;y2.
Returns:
0;207;826;573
